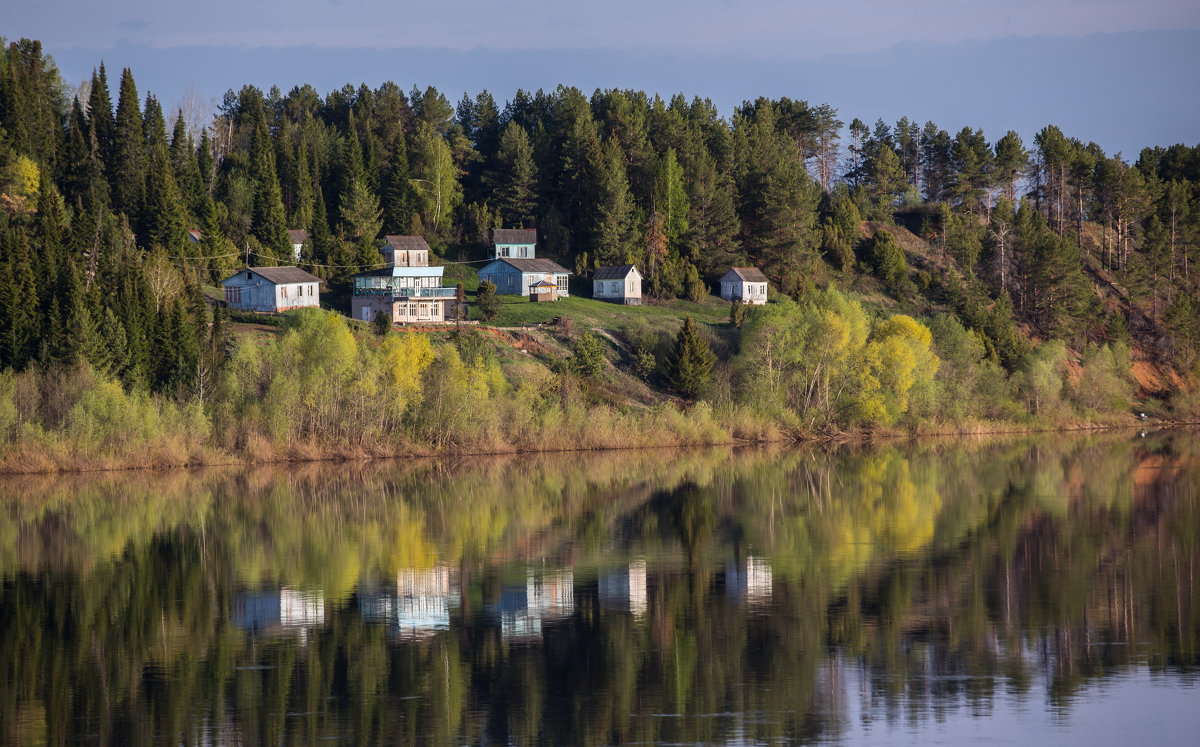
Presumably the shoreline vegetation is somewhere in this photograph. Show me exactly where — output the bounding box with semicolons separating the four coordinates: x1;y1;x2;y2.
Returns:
0;303;1176;476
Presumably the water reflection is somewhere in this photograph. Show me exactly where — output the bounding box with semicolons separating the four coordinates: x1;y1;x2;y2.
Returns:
0;431;1197;745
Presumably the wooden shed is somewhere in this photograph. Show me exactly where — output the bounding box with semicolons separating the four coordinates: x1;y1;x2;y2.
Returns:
529;280;558;302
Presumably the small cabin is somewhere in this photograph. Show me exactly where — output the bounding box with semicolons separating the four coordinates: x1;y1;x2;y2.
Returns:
287;229;309;263
478;258;570;297
221;267;322;313
490;228;537;260
720;267;769;305
592;265;642;305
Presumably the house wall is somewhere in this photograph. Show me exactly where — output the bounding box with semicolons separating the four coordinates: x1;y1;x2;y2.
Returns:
222;273;321;313
719;279;767;304
351;297;449;324
492;243;536;259
593;274;642;304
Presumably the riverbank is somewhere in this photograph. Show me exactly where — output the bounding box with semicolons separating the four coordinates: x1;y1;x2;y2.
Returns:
1;405;1172;476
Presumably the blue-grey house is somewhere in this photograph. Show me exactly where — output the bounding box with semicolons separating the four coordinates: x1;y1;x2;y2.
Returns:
490;228;538;259
478;258;571;297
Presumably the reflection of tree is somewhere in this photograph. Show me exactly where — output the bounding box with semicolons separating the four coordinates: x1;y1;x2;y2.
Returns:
0;431;1197;744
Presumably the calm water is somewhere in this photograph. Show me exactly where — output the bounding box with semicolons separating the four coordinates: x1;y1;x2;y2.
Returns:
2;431;1198;745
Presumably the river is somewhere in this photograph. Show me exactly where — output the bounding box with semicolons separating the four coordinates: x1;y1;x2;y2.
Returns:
1;430;1198;744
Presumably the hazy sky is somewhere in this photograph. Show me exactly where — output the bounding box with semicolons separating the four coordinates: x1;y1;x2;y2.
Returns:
6;2;1199;156
10;0;1200;57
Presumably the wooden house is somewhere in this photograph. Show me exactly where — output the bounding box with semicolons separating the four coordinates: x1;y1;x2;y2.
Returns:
381;235;431;267
350;235;456;324
287;229;309;263
490;228;537;260
478;258;570;297
592;264;642;305
220;267;322;313
719;267;769;305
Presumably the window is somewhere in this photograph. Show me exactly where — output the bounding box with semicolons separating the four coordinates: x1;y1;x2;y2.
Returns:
557;275;568;295
281;285;288;299
224;286;241;305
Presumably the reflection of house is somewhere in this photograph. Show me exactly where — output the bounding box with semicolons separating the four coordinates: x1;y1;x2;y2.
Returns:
598;560;647;616
287;229;309;263
220;267;322;312
494;570;575;639
478;258;571;297
726;557;772;604
232;588;325;633
359;565;462;639
349;235;457;324
719;267;769;304
396;565;460;638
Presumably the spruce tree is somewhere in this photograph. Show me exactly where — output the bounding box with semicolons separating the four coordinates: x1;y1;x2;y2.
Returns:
485;121;537;228
666;316;716;400
110;68;145;221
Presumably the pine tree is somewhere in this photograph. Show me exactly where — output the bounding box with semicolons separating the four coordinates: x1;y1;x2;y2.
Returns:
86;63;115;169
382;130;416;234
141;95;188;252
590;136;638;265
666;316;716;400
485;121;537;228
110;68;146;220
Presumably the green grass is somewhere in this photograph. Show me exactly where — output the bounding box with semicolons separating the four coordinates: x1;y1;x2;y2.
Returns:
477;293;732;331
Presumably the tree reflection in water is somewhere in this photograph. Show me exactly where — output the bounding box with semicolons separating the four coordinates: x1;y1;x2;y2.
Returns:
1;431;1197;745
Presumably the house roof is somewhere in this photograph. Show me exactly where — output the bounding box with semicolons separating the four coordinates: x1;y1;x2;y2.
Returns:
352;266;445;278
593;264;638;280
484;258;570;274
287;229;309;244
491;228;537;245
186;229;202;242
530;280;557;288
223;267;323;285
383;235;432;253
725;266;769;283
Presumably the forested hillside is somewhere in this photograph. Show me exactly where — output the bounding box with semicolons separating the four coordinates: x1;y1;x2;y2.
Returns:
1;37;1199;469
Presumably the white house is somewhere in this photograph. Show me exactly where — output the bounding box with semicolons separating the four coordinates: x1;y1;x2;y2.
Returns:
287;229;309;263
592;264;642;305
720;267;769;305
478;257;570;297
350;235;457;324
490;228;538;259
221;266;322;313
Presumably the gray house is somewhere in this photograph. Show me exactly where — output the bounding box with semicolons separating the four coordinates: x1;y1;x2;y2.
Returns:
490;228;538;260
221;266;322;312
720;267;769;305
478;258;570;297
592;265;642;305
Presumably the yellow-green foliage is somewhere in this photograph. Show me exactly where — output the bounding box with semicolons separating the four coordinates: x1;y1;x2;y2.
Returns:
733;289;939;429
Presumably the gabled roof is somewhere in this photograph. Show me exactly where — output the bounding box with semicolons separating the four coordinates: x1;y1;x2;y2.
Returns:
483;258;570;274
593;264;638;280
383;235;431;253
186;229;202;242
491;228;537;245
530;280;557;288
223;266;323;285
287;229;309;244
724;266;769;283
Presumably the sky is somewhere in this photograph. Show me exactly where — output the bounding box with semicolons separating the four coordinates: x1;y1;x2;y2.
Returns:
6;1;1200;156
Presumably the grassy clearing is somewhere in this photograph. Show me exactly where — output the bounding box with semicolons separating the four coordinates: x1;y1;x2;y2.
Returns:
476;293;731;331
